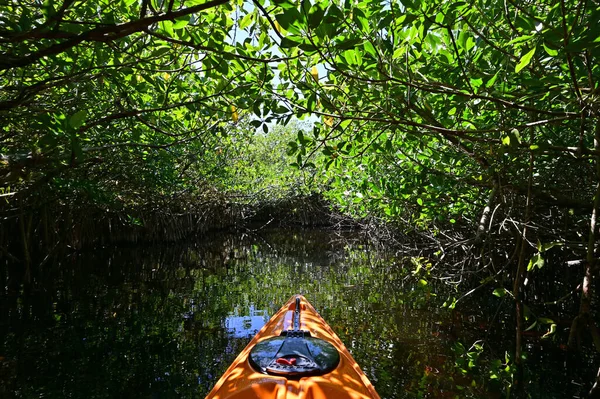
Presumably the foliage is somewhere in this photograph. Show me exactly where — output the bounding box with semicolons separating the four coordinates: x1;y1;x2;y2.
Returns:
214;120;317;204
0;0;284;214
2;0;598;226
3;0;600;396
274;0;599;226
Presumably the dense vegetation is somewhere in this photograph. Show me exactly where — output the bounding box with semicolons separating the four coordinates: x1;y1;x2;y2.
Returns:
2;0;600;396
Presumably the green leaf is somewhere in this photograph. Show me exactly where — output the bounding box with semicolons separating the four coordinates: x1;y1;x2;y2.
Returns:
354;49;363;65
71;132;83;161
18;8;32;31
538;317;555;324
392;47;405;59
159;20;174;36
486;72;499;88
298;130;306;144
541;324;557;339
543;42;558;56
527;253;545;271
402;0;417;10
280;37;302;48
336;38;363;50
42;0;56;20
507;34;533;45
492;288;506;298
308;3;326;29
447;297;457;309
39;133;58;148
469;77;483;91
343;49;356;65
69;110;87;129
523;304;532;320
306;93;317;111
364;41;376;57
239;13;253;29
537;241;563;252
275;8;302;34
172;16;190;30
524;320;537;331
515;47;536;73
151;46;171;58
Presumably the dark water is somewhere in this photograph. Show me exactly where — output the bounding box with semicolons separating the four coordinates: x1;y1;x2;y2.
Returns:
0;228;596;398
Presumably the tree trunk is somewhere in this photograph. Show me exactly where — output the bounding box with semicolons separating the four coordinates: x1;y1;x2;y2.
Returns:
512;145;535;397
19;211;31;282
474;183;498;244
569;122;600;351
576;122;600;399
589;365;600;398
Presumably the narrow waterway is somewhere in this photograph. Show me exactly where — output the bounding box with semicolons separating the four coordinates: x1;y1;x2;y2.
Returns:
0;228;595;398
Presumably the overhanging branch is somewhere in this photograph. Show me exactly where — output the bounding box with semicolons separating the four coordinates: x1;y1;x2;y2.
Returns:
0;0;229;71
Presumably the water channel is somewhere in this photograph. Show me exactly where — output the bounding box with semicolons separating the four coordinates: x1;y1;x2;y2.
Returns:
0;228;596;398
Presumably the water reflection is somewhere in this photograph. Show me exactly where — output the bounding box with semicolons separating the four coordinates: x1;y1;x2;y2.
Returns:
225;305;268;338
0;228;595;398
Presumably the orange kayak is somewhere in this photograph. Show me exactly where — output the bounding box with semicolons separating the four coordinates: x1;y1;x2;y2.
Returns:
205;295;381;399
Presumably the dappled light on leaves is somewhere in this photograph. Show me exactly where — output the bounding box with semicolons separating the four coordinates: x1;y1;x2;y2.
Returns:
2;0;600;396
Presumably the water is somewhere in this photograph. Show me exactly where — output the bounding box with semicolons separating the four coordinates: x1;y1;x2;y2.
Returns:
0;228;596;398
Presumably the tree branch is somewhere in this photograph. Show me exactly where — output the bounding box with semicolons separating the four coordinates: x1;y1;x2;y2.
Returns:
0;0;229;71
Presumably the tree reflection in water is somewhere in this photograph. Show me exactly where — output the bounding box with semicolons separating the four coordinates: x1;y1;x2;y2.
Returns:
0;228;595;398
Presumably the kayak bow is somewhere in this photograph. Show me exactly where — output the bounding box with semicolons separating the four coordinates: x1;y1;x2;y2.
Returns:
206;295;380;399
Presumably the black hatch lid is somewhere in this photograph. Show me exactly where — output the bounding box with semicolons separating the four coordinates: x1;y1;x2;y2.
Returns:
248;297;340;377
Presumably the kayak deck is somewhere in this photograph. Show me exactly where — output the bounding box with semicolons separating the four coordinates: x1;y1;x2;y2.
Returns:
205;295;380;399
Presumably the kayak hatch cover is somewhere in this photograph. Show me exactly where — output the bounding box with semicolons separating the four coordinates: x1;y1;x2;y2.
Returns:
205;295;381;399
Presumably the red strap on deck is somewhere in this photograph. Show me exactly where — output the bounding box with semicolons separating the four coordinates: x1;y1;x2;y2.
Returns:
276;357;297;366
